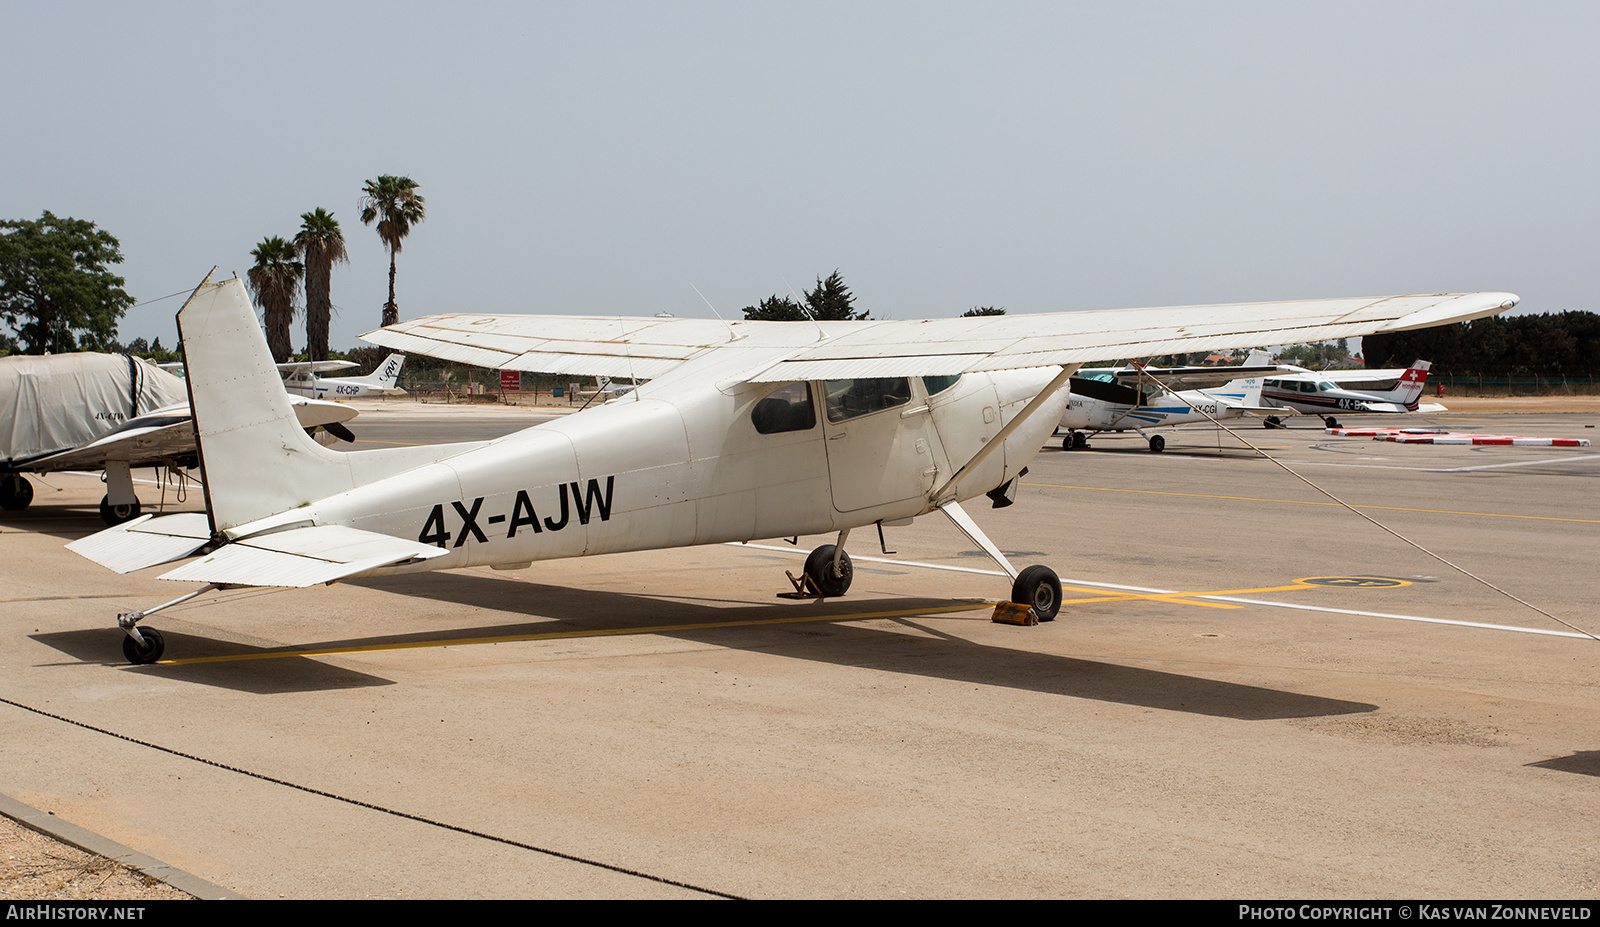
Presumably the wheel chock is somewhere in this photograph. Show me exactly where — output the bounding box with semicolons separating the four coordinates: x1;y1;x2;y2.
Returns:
991;601;1037;626
778;570;823;600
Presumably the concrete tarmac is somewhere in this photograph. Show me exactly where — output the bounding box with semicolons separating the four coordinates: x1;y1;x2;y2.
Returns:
2;405;1598;898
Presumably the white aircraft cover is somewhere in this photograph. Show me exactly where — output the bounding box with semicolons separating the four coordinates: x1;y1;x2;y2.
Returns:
1;353;190;466
361;293;1517;383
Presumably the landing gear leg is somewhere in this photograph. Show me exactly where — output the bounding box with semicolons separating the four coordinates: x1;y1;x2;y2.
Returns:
115;583;217;665
100;461;141;526
938;500;1062;623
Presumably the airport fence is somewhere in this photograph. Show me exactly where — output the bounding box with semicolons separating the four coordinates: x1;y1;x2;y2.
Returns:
1432;375;1600;397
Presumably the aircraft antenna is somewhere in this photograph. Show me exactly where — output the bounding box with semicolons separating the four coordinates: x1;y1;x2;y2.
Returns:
781;276;829;342
689;282;742;342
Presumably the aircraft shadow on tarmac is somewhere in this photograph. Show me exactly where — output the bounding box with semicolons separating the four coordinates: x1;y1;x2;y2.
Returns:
37;570;1375;720
1527;750;1600;778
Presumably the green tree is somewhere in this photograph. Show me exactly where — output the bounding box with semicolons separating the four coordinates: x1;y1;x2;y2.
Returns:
247;236;303;364
0;211;133;354
294;208;348;362
962;306;1005;317
804;270;868;321
741;295;807;321
359;175;426;327
741;270;870;322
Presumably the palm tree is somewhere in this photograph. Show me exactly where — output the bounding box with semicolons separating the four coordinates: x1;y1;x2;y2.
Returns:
358;175;426;327
247;236;303;363
294;208;348;362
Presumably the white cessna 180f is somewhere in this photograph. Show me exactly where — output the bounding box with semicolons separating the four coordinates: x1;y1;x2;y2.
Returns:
67;273;1515;663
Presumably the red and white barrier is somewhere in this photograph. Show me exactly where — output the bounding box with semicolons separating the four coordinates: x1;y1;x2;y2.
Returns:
1326;427;1589;447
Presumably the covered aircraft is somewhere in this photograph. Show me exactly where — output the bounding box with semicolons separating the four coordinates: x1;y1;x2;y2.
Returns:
1;352;357;525
67;274;1516;664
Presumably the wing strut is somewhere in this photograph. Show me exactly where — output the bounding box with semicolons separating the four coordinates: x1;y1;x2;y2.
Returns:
936;500;1017;580
930;365;1076;506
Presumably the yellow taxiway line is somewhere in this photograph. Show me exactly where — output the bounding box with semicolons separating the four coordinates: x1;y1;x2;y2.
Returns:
152;578;1377;665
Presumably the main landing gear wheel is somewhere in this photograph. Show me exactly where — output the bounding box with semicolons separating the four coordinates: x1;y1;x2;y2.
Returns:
804;544;853;597
1012;565;1062;622
1148;434;1165;453
1263;416;1283;429
1;475;32;511
1062;431;1089;451
99;495;141;526
121;627;165;665
1323;416;1341;428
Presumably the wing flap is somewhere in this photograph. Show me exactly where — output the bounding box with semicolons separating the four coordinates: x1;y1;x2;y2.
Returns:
158;524;448;587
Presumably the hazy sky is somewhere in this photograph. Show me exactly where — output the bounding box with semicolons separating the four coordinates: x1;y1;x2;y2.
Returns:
5;1;1596;351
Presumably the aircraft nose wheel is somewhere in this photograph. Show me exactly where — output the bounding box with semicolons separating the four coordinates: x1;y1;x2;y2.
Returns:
121;627;165;665
1012;565;1062;622
1263;416;1283;429
1147;434;1165;453
804;544;853;597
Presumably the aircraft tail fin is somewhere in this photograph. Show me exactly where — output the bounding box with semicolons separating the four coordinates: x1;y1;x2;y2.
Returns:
177;274;478;534
1242;348;1273;366
178;273;352;532
1389;359;1431;410
364;354;405;389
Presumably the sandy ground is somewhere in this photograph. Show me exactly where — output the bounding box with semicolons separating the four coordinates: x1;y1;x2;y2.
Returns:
0;815;191;901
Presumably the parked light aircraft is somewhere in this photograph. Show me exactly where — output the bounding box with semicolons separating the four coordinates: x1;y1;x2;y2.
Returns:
280;355;407;399
67;273;1515;664
1058;361;1286;452
2;352;357;525
1254;359;1440;428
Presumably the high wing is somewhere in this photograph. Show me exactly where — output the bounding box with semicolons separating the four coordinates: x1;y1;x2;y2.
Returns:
1313;368;1411;383
362;293;1516;382
276;360;359;374
1107;364;1289;390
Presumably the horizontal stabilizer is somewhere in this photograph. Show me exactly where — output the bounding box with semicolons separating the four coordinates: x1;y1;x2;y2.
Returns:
158;524;448;587
65;513;213;574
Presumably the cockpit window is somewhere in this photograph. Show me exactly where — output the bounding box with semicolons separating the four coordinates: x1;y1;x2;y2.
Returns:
921;374;962;396
823;378;912;423
751;382;816;434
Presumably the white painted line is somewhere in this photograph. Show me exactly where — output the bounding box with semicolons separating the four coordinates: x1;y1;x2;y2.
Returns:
729;543;1593;639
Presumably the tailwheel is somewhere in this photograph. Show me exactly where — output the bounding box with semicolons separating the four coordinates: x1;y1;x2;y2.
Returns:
99;495;141;526
121;627;165;665
804;544;853;597
1012;565;1062;622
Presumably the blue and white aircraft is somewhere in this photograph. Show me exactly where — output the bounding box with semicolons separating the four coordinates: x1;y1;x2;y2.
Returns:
1058;360;1285;452
280;355;407;399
